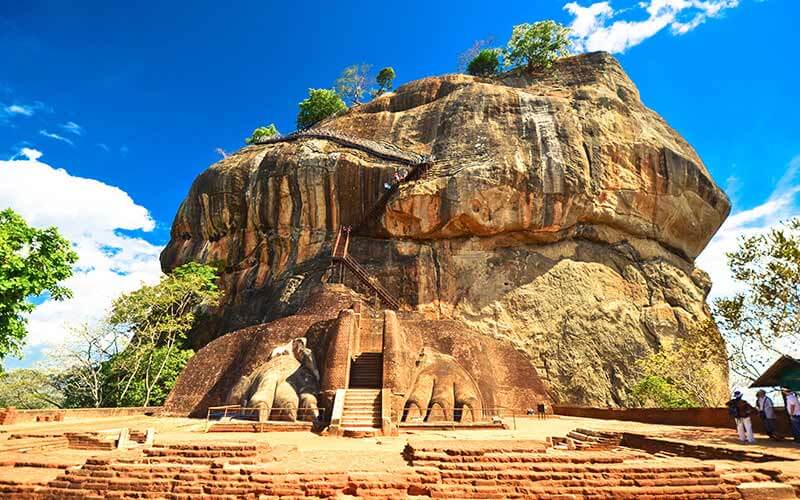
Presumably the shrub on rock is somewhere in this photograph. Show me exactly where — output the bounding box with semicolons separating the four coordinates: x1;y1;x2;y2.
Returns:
297;88;346;129
467;48;501;77
245;124;279;144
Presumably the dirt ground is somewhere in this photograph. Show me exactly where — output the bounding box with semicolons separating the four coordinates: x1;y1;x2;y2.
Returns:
2;414;799;485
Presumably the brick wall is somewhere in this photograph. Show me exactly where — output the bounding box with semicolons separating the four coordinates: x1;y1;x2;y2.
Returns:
553;406;793;436
2;406;161;425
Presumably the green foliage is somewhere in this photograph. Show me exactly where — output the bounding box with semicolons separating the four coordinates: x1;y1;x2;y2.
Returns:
0;368;63;409
504;20;571;71
630;375;696;409
296;88;346;129
467;48;502;77
714;217;800;381
374;67;396;96
102;346;193;406
0;208;78;363
630;321;728;408
335;64;373;105
244;124;279;145
457;38;495;73
104;261;220;406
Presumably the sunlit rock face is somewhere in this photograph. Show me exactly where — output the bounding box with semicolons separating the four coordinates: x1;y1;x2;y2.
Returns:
162;52;730;406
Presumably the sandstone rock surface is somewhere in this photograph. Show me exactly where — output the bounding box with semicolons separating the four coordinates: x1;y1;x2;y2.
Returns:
162;52;730;406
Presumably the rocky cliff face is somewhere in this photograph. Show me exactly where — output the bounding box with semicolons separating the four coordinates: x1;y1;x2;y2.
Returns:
161;52;731;406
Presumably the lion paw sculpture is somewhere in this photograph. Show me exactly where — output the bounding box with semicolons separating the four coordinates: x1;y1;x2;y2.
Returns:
229;337;320;421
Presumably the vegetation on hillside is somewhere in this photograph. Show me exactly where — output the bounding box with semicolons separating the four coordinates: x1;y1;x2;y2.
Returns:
245;124;279;144
296;88;346;129
374;67;395;96
467;48;502;77
505;21;572;71
630;321;729;408
0;208;78;367
714;217;800;382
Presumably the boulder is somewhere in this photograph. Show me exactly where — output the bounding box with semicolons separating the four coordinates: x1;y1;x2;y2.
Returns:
161;52;730;406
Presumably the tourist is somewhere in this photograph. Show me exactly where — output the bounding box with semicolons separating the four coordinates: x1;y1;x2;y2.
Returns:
782;388;800;442
727;390;755;444
755;390;778;441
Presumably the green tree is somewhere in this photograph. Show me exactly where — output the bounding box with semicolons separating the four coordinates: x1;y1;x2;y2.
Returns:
0;208;78;364
630;321;728;408
245;124;279;145
374;67;396;96
504;20;571;71
335;64;373;105
715;218;800;381
0;368;63;409
467;48;502;77
296;89;346;129
630;375;696;409
457;37;495;72
103;346;193;407
106;262;220;406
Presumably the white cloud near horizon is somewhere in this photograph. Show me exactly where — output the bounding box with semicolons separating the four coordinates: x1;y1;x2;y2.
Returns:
564;0;741;53
39;129;75;146
0;148;163;350
698;156;800;305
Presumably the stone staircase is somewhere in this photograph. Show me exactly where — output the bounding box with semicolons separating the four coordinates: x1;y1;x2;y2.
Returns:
340;389;382;432
405;440;742;499
349;352;383;388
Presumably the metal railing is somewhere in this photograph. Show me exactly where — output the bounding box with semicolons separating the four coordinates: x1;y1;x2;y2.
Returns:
391;406;552;431
204;405;323;432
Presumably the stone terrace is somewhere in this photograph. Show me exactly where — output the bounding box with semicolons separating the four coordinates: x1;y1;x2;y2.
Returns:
1;414;799;498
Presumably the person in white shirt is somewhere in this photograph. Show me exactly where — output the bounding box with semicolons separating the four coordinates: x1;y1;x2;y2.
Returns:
727;390;755;443
782;388;800;442
755;390;778;440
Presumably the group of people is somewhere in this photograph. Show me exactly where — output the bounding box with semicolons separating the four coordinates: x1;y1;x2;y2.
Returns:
726;387;800;444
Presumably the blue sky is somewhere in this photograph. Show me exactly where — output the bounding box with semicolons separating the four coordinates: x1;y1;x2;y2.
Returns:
1;0;798;369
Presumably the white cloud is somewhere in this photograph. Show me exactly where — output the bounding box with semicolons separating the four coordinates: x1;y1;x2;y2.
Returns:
564;0;740;53
96;143;110;152
698;156;800;304
39;129;75;146
5;104;34;116
60;121;84;136
1;101;48;124
0;150;163;349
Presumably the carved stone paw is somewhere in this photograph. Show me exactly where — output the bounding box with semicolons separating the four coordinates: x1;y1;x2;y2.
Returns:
233;355;320;422
402;350;482;423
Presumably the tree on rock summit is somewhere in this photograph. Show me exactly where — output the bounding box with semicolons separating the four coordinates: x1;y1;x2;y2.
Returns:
296;88;346;129
467;48;502;77
505;20;571;71
374;67;396;96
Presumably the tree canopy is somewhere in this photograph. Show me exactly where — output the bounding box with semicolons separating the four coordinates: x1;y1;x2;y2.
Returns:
0;368;63;409
335;64;373;105
505;20;571;71
296;89;346;129
245;124;279;144
0;208;78;364
374;67;396;96
715;217;800;382
467;48;502;77
105;261;220;406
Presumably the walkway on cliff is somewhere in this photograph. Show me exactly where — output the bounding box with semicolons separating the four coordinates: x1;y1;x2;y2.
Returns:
254;128;435;311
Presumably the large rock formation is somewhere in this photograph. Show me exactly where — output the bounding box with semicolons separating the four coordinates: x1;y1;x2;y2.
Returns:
162;52;730;406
